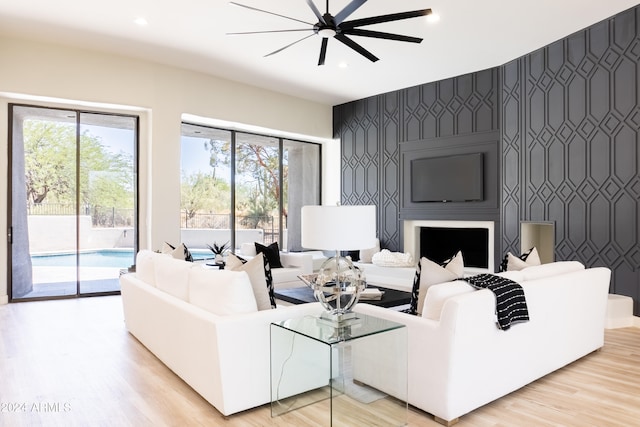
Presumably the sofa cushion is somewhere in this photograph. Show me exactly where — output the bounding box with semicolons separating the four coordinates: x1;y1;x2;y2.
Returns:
408;251;465;315
226;253;275;310
521;261;585;281
359;238;381;263
241;242;257;256
255;242;283;268
493;270;526;283
500;247;541;271
136;250;157;286
421;270;526;321
188;268;258;315
422;281;475;320
154;256;193;301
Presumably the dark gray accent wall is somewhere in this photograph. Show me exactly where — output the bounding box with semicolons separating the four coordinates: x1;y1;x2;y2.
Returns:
502;6;640;314
335;5;640;315
334;69;500;254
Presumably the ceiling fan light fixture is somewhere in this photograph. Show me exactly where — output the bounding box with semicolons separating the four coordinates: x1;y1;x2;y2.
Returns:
318;28;337;38
426;13;440;23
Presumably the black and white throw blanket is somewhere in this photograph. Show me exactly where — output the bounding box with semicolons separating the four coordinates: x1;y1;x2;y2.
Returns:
462;274;529;331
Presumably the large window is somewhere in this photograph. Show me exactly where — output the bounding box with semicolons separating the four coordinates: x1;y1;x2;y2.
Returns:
180;123;320;252
9;104;138;301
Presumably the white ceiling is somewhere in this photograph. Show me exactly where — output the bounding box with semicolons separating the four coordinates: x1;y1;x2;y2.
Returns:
1;0;638;105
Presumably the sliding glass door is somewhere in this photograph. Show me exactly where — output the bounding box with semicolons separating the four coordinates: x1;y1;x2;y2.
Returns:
9;105;138;300
180;123;321;254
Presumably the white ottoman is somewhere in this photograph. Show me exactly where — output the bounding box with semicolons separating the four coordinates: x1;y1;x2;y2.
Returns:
605;294;634;329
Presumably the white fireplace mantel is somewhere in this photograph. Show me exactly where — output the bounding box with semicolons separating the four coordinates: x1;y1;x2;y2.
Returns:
403;220;495;273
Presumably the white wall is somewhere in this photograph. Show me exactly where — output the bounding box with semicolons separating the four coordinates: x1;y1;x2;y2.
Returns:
0;34;339;303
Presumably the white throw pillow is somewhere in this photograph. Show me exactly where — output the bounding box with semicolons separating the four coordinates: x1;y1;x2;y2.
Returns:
359;238;380;263
188;268;258;315
412;251;465;316
226;253;273;311
504;247;541;271
161;242;193;262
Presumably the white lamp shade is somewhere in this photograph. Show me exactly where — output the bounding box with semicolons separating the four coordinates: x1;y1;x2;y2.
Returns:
301;205;377;251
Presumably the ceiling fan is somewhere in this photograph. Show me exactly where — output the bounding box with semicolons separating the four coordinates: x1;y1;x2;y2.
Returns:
228;0;432;65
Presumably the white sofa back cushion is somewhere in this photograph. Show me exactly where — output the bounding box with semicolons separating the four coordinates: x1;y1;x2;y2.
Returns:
136;250;157;286
424;270;524;321
154;256;193;301
493;270;526;282
422;281;474;320
188;268;258;315
521;261;585;281
240;242;257;257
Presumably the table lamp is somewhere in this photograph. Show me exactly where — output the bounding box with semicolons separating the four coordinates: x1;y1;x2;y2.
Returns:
301;204;376;323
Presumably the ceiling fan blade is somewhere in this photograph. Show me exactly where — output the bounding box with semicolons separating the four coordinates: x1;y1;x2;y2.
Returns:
230;2;313;26
227;29;313;35
340;9;432;30
334;0;367;25
341;28;422;43
305;0;326;24
264;33;316;57
335;33;378;62
318;37;328;65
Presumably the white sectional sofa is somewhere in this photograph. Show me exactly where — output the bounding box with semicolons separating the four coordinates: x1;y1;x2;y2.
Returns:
120;250;325;416
352;261;611;425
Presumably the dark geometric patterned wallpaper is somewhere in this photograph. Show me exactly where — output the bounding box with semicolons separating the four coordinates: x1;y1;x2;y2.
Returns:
336;5;640;314
334;69;499;251
502;6;640;312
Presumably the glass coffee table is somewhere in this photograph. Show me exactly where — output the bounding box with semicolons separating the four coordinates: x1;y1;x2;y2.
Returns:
270;313;407;426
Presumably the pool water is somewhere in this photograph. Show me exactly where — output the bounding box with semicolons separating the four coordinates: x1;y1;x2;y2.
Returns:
31;250;135;268
31;249;212;268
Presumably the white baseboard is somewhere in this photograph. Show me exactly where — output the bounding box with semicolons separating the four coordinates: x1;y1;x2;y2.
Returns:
0;295;8;305
634;316;640;328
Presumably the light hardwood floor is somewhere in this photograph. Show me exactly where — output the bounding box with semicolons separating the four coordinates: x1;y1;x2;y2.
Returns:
0;295;638;427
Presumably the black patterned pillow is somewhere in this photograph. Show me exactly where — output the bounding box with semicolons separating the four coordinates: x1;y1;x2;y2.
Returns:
255;242;284;269
405;260;423;315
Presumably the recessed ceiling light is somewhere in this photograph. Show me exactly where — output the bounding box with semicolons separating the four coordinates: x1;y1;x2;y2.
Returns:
426;13;440;23
338;62;349;69
134;17;148;26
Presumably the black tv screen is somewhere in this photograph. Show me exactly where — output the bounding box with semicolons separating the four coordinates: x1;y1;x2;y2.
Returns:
411;153;484;202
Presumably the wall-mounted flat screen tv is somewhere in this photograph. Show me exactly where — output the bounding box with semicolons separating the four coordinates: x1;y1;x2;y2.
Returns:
411;153;484;202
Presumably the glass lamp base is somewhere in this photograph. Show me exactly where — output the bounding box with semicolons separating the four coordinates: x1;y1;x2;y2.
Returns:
312;255;366;316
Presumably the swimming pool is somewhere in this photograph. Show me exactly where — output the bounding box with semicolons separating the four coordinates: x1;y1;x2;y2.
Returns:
31;250;135;268
31;249;212;268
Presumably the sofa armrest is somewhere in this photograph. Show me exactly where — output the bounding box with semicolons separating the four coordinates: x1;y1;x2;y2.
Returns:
279;252;313;274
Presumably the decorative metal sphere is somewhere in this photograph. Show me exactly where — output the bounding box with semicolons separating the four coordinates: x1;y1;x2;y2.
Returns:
312;256;366;315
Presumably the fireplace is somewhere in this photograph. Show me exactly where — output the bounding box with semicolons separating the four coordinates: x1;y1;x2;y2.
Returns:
404;220;495;273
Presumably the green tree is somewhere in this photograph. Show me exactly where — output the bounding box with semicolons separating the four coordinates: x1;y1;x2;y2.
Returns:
206;139;287;219
24;120;134;208
180;170;231;224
